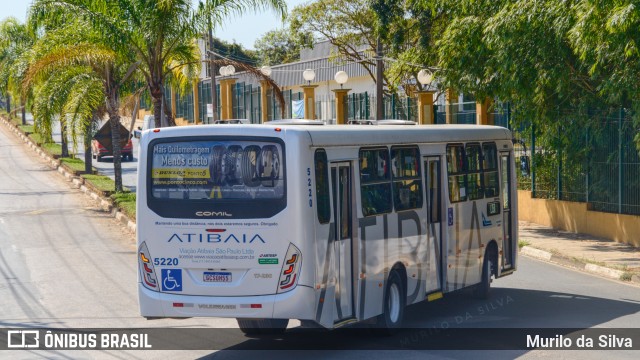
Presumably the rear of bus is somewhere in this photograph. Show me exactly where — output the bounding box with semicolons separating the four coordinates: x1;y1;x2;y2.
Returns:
136;126;315;322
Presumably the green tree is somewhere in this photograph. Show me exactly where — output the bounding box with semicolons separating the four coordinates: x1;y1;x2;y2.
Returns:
31;0;287;128
0;17;36;125
290;0;384;85
370;0;446;93
570;0;640;106
254;27;313;65
213;37;258;66
435;0;598;123
25;16;139;192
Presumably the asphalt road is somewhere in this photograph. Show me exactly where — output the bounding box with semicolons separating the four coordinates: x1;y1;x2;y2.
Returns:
1;120;639;359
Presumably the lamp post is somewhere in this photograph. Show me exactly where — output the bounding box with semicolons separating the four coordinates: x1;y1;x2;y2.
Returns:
219;65;237;120
417;69;436;125
301;69;318;120
332;71;350;125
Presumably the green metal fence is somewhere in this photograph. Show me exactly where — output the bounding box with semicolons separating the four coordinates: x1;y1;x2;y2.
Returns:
514;108;640;216
175;88;194;123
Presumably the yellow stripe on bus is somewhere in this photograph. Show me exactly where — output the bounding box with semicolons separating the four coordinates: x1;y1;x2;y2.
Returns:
427;292;443;302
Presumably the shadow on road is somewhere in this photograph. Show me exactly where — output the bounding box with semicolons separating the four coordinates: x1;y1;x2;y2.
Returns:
192;288;640;358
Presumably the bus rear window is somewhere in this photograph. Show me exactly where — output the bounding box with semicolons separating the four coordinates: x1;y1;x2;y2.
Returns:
150;140;285;200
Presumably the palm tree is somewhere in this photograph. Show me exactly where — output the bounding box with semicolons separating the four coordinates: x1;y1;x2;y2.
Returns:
24;19;139;191
30;0;287;128
0;17;36;126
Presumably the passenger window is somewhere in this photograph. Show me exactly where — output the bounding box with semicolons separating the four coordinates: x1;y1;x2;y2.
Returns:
483;143;499;197
465;144;484;200
359;148;392;216
314;149;330;224
446;145;467;202
391;147;423;211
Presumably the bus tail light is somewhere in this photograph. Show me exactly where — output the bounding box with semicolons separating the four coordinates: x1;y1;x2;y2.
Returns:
277;243;302;294
138;242;158;291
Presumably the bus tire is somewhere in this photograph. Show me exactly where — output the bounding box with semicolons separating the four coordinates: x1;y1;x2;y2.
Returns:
237;318;288;336
474;249;495;299
374;270;405;335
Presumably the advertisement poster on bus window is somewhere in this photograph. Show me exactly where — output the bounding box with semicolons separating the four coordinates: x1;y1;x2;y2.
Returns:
150;140;284;200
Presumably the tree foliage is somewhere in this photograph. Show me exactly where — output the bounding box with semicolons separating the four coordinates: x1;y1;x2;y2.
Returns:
254;27;313;65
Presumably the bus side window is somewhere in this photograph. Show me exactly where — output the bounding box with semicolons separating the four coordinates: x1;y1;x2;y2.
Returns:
391;146;423;211
446;144;467;203
315;149;330;224
482;143;499;197
359;148;392;216
465;143;484;200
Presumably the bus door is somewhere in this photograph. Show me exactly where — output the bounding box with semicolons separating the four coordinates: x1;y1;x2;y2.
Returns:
424;157;445;293
330;162;355;322
500;153;514;269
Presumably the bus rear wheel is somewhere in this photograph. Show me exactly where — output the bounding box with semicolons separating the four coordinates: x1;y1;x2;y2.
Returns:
237;318;288;336
374;270;405;335
474;249;495;299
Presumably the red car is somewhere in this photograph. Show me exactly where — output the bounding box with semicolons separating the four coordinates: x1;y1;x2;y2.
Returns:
91;138;134;162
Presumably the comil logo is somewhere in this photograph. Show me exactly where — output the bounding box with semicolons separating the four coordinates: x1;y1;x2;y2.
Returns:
7;330;39;348
195;211;232;217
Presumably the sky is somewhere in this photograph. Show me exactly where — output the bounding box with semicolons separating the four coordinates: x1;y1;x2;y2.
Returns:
0;0;309;50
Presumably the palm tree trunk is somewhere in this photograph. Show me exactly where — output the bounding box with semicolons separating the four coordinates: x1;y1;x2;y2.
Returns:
84;114;94;174
151;84;176;127
60;117;70;158
108;105;123;192
21;99;26;125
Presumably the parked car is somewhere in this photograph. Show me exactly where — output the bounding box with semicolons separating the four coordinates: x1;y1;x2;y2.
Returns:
92;121;134;162
91;138;133;162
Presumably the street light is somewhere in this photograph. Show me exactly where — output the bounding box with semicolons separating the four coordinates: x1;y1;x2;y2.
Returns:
335;71;348;88
260;65;272;77
219;65;236;77
303;69;316;85
417;69;433;87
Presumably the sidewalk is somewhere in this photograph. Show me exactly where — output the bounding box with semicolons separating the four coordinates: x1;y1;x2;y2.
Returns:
519;221;640;285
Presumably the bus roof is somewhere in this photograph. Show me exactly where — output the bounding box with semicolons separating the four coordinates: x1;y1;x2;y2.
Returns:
143;124;512;147
297;124;512;147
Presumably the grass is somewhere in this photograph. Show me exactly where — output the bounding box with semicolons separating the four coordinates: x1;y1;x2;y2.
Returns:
518;240;531;249
82;174;118;192
60;157;95;174
111;192;136;219
18;125;34;134
28;133;43;145
42;142;62;156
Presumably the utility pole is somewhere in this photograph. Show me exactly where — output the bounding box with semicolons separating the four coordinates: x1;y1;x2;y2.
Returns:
208;19;218;124
375;38;384;119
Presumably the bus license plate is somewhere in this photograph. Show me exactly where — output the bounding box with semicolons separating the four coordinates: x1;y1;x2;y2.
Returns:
203;272;232;283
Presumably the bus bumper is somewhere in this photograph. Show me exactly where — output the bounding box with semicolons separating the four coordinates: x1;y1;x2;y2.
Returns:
139;284;316;320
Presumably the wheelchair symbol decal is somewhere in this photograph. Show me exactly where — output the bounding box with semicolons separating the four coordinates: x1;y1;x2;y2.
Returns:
161;269;182;291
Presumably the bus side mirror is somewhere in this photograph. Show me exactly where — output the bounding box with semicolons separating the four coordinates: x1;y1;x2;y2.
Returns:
520;155;530;177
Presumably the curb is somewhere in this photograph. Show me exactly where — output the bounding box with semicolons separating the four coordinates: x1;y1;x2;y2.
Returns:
0;115;137;236
520;246;640;285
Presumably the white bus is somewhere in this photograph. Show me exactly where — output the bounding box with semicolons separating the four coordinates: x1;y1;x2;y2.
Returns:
136;123;517;333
